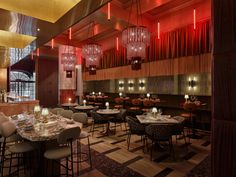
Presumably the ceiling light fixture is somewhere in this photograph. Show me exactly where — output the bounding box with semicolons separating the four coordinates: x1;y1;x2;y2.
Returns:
82;22;102;75
122;0;150;70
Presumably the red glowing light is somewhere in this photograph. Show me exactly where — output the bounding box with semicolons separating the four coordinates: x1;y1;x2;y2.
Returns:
36;48;40;57
51;39;54;49
157;22;160;39
69;28;72;40
193;9;196;30
116;37;119;51
108;2;111;20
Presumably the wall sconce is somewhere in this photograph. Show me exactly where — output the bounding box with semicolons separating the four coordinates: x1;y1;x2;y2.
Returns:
188;77;197;91
128;80;134;91
138;79;146;91
118;80;124;91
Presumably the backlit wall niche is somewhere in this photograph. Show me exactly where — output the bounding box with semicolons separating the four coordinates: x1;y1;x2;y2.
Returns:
128;80;134;91
118;80;124;91
138;79;146;91
188;76;197;91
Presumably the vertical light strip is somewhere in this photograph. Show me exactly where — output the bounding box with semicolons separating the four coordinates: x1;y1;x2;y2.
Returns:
157;22;160;39
193;9;196;30
51;39;54;49
116;37;119;51
31;52;34;60
108;2;111;20
69;28;72;40
36;48;39;57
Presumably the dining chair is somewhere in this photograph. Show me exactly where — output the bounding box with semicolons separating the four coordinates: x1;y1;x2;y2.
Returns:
126;116;146;151
44;126;81;177
110;109;127;133
60;110;73;119
180;102;198;139
114;97;124;109
90;111;109;136
0;121;35;177
72;113;88;126
171;116;187;145
51;107;64;115
145;124;174;161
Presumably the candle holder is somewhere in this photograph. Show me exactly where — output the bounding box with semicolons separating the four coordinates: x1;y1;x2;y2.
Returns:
147;93;150;99
41;108;49;123
83;100;87;106
98;92;101;96
119;92;123;97
152;107;157;118
34;105;41;120
184;94;189;103
105;102;109;110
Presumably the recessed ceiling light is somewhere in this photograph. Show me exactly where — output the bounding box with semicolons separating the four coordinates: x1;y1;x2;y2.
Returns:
37;28;40;31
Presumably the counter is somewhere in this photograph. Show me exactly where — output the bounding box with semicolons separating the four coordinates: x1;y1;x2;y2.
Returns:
0;100;39;116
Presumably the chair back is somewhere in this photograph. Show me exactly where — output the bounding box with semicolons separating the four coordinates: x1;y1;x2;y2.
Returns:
145;124;172;141
60;110;73;119
116;109;126;120
57;127;81;144
131;99;142;106
90;111;103;121
51;108;64;115
0;114;9;125
183;102;197;112
0;121;16;138
171;116;185;134
72;113;88;124
126;116;145;135
143;100;154;107
114;97;123;104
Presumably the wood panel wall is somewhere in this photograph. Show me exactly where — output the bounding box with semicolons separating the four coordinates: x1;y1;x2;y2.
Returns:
83;53;211;81
36;58;59;107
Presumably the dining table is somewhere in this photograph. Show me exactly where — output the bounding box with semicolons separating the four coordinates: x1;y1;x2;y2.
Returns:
60;102;78;109
74;105;94;112
96;109;120;135
10;113;82;177
136;114;180;124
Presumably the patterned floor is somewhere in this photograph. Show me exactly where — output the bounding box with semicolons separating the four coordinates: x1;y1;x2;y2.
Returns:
2;119;211;177
76;120;211;177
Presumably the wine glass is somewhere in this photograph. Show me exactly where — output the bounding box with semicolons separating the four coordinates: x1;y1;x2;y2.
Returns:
158;108;162;115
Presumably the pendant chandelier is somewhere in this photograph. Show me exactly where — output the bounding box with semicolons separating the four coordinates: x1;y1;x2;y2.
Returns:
122;0;150;70
61;29;76;72
61;47;76;71
82;23;102;75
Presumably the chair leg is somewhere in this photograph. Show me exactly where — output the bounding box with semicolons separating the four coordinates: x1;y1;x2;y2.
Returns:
71;148;74;177
150;140;153;161
8;153;13;176
17;153;20;177
127;133;131;150
87;137;92;169
66;157;69;177
1;141;6;177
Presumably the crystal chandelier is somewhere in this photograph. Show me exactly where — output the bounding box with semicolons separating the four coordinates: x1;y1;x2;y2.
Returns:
61;46;76;71
122;0;150;70
82;43;102;75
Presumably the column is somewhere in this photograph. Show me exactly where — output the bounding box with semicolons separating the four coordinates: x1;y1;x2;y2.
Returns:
212;0;236;176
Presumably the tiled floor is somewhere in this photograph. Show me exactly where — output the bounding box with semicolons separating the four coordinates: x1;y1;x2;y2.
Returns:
1;119;211;177
78;120;211;177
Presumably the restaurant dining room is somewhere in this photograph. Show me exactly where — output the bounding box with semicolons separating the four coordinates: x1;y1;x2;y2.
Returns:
0;0;235;177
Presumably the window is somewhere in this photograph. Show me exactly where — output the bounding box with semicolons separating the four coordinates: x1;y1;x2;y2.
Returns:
10;71;35;99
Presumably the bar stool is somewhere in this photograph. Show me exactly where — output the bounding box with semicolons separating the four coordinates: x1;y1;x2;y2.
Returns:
0;121;35;177
72;113;92;171
44;127;81;177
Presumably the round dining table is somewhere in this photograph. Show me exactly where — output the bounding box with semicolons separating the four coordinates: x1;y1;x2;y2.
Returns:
96;109;120;135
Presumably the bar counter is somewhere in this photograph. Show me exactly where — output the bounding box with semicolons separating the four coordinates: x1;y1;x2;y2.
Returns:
0;100;39;116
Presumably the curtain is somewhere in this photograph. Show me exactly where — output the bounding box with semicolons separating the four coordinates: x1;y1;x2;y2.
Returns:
99;20;211;69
